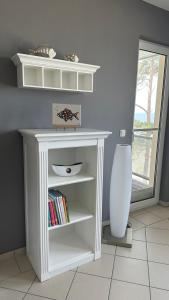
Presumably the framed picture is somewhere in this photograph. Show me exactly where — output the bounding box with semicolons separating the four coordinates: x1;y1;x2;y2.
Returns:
52;103;81;128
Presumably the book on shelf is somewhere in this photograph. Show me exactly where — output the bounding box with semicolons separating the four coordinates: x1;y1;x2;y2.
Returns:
48;189;70;227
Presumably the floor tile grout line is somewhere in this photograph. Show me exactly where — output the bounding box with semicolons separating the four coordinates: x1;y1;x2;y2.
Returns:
65;268;77;300
26;291;56;300
115;254;147;262
0;286;26;296
108;246;117;300
129;216;146;225
77;270;112;280
25;285;169;300
0;269;36;289
149;285;169;292
146;209;169;219
147;226;169;231
22;292;27;300
144;240;169;246
13;252;22;273
109;277;150;288
115;253;169;266
25;274;37;294
131;215;168;227
145;225;152;300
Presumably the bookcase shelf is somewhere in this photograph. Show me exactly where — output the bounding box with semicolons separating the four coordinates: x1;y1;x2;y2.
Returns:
48;173;94;188
20;128;111;281
12;54;100;92
48;200;94;230
49;226;93;271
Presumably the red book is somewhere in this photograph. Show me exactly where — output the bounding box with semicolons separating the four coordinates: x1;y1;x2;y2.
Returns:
49;200;55;226
52;200;58;225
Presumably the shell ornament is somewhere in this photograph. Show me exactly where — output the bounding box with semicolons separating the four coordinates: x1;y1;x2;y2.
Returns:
57;108;79;122
29;47;56;59
64;53;79;63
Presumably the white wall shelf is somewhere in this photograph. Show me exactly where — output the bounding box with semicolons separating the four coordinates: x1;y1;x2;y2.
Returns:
20;128;111;281
12;54;100;92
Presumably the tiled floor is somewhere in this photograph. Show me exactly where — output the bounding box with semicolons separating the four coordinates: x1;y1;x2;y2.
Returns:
1;205;169;299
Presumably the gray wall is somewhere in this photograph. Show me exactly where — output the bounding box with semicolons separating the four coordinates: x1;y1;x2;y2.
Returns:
1;0;169;253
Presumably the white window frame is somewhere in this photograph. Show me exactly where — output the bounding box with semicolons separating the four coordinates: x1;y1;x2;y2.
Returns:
131;39;169;212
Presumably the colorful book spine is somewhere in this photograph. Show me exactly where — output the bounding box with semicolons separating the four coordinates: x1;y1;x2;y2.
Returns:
48;189;70;227
52;200;57;225
60;192;67;224
48;199;55;226
55;190;64;224
48;201;52;227
54;195;61;225
64;196;70;223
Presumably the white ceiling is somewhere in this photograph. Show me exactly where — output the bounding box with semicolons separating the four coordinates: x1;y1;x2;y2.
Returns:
143;0;169;11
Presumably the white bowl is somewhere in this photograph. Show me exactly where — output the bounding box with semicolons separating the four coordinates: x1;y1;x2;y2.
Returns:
52;162;83;177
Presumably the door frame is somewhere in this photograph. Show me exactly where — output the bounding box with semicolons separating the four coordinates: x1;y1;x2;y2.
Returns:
131;39;169;212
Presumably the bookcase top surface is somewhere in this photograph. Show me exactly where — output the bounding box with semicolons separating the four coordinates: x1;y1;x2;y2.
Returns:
19;128;112;140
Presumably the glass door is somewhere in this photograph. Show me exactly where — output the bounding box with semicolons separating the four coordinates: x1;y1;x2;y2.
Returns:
132;41;169;203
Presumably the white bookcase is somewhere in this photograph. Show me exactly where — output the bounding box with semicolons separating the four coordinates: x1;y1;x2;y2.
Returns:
12;54;100;92
20;129;111;281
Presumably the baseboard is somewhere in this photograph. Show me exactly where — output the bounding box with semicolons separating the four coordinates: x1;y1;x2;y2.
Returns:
159;200;169;207
130;198;158;211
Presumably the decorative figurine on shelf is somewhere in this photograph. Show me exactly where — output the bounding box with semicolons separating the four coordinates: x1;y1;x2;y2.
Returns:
64;52;79;63
29;46;56;59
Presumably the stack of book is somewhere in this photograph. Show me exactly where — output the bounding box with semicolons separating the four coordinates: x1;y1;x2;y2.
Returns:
48;189;70;227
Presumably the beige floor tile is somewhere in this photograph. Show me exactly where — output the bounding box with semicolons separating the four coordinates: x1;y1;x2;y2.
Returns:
128;217;145;230
133;213;161;226
147;243;169;264
0;270;36;293
0;287;24;300
130;208;149;217
148;206;169;219
0;251;14;262
149;219;169;230
109;280;150;300
133;228;146;241
29;271;74;300
149;261;169;290
146;228;169;245
151;287;169;300
78;254;114;278
116;240;147;260
14;248;26;256
67;272;110;300
113;256;149;286
146;205;159;212
101;244;116;255
15;254;32;273
0;258;20;281
25;294;50;300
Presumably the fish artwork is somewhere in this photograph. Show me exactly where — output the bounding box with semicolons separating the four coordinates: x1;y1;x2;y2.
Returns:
57;108;79;122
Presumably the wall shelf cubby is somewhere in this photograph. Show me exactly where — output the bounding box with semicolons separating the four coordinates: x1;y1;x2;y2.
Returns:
44;68;61;89
12;53;100;92
24;66;43;87
20;128;111;281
